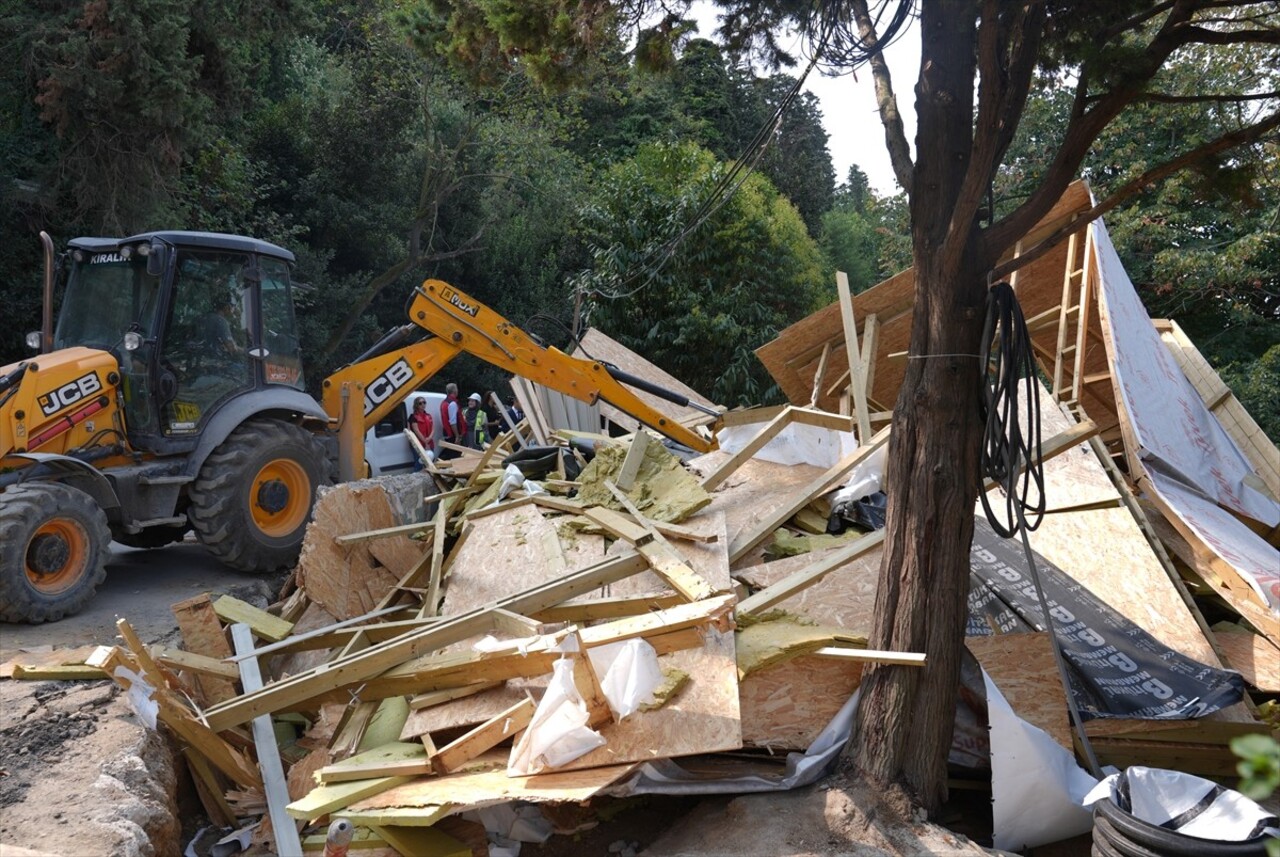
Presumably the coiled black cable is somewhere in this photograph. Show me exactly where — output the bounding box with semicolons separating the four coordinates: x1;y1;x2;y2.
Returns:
978;281;1046;537
978;280;1102;778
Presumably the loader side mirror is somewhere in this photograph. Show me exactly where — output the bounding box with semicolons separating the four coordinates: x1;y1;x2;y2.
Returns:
158;370;177;404
145;242;168;278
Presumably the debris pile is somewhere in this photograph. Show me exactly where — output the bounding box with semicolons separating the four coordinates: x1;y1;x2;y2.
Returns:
6;181;1276;855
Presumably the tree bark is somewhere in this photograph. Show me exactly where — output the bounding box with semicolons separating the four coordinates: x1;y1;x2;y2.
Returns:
845;0;989;815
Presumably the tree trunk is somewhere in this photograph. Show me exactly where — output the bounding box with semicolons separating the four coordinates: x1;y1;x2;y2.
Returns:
845;0;990;815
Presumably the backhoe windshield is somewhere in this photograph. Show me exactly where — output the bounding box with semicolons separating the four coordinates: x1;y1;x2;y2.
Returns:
54;255;163;352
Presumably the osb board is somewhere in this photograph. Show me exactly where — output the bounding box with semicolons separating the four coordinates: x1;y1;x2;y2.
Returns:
734;545;882;637
1214;630;1280;693
965;633;1072;752
297;482;422;619
757;182;1093;413
1021;506;1220;668
1036;397;1121;509
572;328;717;433
404;514;742;769
439;505;566;616
739;654;863;750
686;452;826;569
556;626;741;771
270;601;339;682
348;756;637;812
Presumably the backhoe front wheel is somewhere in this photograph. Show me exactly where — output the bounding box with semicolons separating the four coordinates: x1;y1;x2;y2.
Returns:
0;482;110;623
188;418;329;572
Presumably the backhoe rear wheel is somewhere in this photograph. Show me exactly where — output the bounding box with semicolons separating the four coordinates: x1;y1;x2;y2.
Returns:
188;418;329;572
0;482;110;623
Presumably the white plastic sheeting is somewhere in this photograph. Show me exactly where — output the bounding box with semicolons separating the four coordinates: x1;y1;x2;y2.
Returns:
1090;217;1279;612
716;422;860;469
985;672;1098;850
1084;766;1280;841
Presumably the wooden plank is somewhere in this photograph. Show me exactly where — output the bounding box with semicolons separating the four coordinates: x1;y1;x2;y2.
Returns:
860;313;880;401
572;644;614;729
230;623;304;857
422;494;451;618
532;593;684;623
183;747;238;828
409;681;503;711
153;646;239;681
316;742;430;784
10;664;105;680
367;826;470;857
431;697;535;773
286;773;415;821
615;430;652;491
809;647;925;666
837;271;872;444
588;491;715;602
808;342;831;407
728;426;890;564
203;552;652;731
701;407;796;492
213;596;294;643
347;756;637;815
172;593;237;704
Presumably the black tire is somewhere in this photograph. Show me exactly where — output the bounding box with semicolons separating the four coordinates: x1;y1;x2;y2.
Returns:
0;482;110;623
188;418;329;572
114;525;190;549
1093;798;1271;857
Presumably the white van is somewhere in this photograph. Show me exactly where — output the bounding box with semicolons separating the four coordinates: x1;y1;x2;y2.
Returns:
364;391;447;475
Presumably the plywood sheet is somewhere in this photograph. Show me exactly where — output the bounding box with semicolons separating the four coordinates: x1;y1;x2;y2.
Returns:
573;328;717;433
734;545;882;637
757;182;1094;414
439;505;566;616
966;633;1072;752
739;655;863;750
403;514;742;768
686;452;826;569
348;755;636;812
1214;630;1280;693
297;482;422;620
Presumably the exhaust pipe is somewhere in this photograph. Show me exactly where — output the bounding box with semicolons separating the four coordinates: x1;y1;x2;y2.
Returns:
39;231;55;353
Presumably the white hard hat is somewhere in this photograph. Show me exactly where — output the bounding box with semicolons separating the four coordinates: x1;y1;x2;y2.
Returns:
468;392;481;402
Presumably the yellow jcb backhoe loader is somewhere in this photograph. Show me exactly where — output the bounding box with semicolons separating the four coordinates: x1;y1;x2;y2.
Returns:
0;231;718;623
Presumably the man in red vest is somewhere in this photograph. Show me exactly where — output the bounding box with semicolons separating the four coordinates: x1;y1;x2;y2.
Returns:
439;382;468;459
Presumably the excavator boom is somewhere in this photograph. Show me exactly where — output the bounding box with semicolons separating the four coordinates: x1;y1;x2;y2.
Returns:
407;279;717;453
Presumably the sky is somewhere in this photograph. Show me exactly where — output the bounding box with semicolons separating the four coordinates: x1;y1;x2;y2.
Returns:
689;4;921;196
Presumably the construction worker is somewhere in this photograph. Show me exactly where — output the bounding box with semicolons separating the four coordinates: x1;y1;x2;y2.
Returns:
408;396;435;469
439;382;467;459
464;392;488;449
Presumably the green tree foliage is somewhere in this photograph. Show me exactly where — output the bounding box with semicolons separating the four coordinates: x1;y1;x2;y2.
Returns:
1000;44;1279;439
820;165;911;292
576;141;825;405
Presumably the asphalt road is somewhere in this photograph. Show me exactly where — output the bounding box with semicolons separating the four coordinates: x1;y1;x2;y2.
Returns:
0;539;277;655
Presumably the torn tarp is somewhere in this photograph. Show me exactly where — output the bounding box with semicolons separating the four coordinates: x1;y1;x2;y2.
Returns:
967;519;1244;720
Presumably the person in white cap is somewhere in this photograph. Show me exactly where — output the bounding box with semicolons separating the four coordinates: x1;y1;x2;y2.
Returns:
463;392;488;449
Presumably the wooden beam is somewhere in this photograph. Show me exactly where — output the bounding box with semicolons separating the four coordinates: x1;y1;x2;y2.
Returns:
409;681;504;711
836;272;872;444
430;697;535;774
615;430;652;491
808;342;831;407
860;313;879;402
230;623;304;857
810;646;926;666
587;492;715;602
212;595;294;643
728;425;891;564
202;552;652;731
153;646;240;681
701;407;796;492
571;646;613;729
316;741;430;784
532;593;685;623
